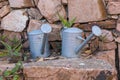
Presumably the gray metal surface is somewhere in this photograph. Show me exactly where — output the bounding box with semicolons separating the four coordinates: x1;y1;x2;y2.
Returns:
75;25;102;54
75;33;94;54
61;26;102;58
61;27;83;58
41;24;52;55
28;30;50;59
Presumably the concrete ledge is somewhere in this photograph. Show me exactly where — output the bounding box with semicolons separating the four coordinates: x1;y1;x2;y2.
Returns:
23;58;117;80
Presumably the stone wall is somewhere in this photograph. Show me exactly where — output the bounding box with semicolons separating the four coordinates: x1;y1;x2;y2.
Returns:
1;1;119;54
0;0;120;79
0;0;120;73
0;0;119;61
0;0;119;49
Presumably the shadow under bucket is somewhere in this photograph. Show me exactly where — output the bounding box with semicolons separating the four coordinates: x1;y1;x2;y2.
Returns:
28;30;50;59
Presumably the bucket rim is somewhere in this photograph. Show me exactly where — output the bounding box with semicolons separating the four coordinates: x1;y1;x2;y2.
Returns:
28;30;43;35
63;27;83;33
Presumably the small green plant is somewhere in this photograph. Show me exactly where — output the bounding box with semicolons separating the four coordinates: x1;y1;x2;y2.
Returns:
0;36;23;62
0;36;30;62
0;35;6;41
58;14;76;28
0;50;8;57
0;40;22;56
0;35;7;49
0;40;22;62
8;37;22;49
98;33;108;42
0;61;23;80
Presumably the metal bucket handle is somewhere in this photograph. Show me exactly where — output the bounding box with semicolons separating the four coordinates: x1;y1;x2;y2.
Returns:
76;36;85;41
41;24;52;54
75;25;102;54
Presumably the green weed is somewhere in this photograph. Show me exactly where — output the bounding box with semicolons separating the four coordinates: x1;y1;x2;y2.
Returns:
58;14;76;28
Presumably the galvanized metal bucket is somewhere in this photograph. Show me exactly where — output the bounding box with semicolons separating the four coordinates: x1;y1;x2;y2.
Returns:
61;27;83;58
28;30;50;59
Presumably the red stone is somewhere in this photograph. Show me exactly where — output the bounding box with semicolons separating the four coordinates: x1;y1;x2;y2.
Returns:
37;0;66;23
68;0;107;23
48;24;62;41
0;5;10;18
116;19;120;32
94;50;115;68
23;58;117;80
27;19;42;33
99;42;117;51
9;0;34;8
107;1;120;14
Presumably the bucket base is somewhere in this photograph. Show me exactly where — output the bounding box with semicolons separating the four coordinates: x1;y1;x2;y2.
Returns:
61;53;80;58
31;52;50;59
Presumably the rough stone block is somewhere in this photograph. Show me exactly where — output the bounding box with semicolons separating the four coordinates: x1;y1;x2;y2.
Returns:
48;24;62;41
3;30;21;42
0;1;9;8
0;0;8;2
94;50;115;68
23;58;117;80
115;37;120;43
100;29;114;43
33;0;39;6
99;42;117;51
78;20;116;31
97;20;116;29
0;5;10;18
68;0;107;23
106;0;120;1
116;19;120;32
109;15;119;19
8;0;34;8
107;1;120;14
27;19;42;33
1;10;28;32
27;8;43;20
62;0;68;5
37;0;66;23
